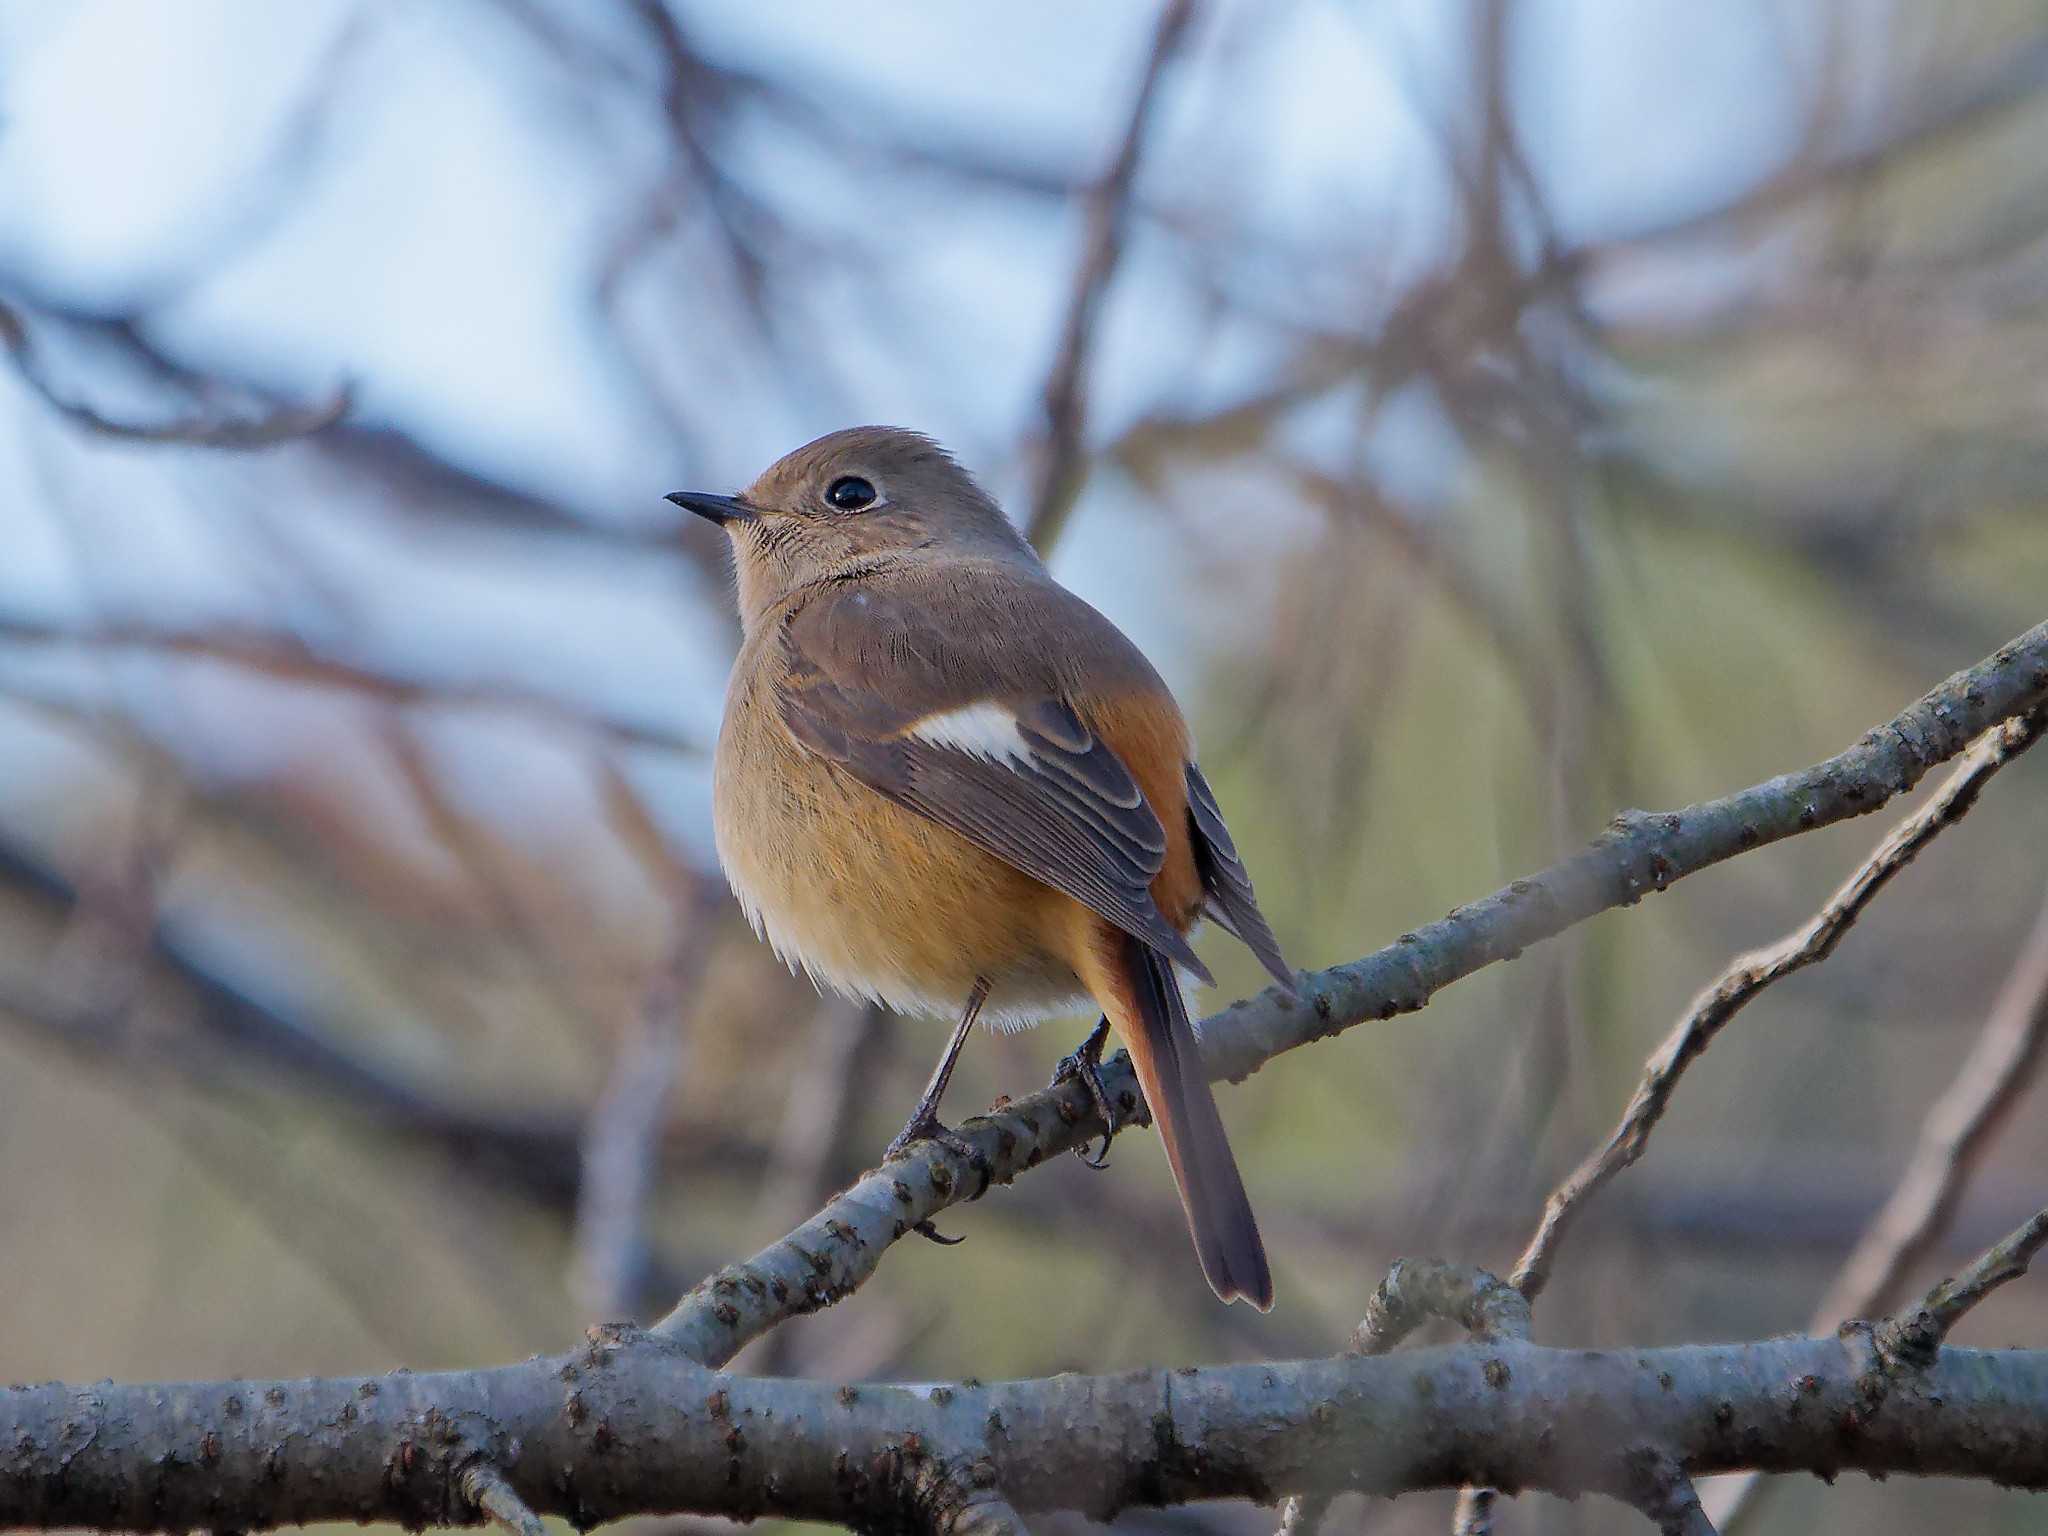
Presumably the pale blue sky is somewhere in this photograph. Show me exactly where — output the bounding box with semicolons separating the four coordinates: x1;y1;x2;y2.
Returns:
0;0;1830;858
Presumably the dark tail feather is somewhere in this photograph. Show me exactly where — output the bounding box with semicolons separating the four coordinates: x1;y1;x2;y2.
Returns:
1114;932;1275;1310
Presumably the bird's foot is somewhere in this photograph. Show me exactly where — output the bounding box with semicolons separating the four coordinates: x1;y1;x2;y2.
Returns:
883;1110;978;1166
883;1106;994;1224
1050;1016;1119;1170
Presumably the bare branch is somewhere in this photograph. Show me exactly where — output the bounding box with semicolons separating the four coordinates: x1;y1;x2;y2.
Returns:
1300;1259;1532;1536
0;831;762;1212
1353;1258;1532;1355
573;924;703;1319
1820;892;2048;1324
1712;891;2048;1531
649;622;2048;1363
1592;31;2048;256
1199;619;2048;1084
1275;1492;1333;1536
459;1460;546;1536
1511;710;2044;1302
1624;1454;1719;1536
0;298;349;447
5;625;2048;1529
4;1330;2045;1531
1877;1205;2048;1368
0;613;702;755
1022;0;1198;553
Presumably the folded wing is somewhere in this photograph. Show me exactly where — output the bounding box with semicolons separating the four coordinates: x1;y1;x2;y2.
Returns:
776;581;1215;984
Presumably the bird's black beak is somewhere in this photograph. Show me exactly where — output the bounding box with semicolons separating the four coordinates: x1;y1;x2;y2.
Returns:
664;490;757;527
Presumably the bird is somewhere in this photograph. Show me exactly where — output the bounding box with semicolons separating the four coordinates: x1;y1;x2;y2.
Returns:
668;426;1297;1309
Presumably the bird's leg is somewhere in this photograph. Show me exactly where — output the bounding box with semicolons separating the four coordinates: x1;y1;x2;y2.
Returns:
1050;1014;1119;1169
885;978;995;1222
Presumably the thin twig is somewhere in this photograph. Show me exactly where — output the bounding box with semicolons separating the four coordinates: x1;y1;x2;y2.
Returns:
1624;1454;1719;1536
1352;1258;1532;1355
1711;891;2048;1532
1350;1260;1531;1536
1022;0;1198;554
1282;1261;1531;1535
1877;1205;2048;1368
459;1460;545;1536
758;999;893;1223
1510;711;2043;1302
0;612;701;754
573;928;701;1319
1451;1489;1495;1536
1474;711;2039;1532
648;624;2048;1363
575;763;725;1319
1820;891;2048;1323
0;298;349;446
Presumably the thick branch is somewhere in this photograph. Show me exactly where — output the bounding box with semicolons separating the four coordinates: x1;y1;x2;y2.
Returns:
1318;1260;1532;1536
653;619;2048;1361
4;1332;2044;1531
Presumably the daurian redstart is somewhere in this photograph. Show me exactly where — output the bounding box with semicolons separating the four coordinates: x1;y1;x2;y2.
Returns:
669;427;1296;1309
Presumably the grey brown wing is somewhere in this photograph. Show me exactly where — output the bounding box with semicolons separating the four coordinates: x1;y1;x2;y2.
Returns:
777;585;1215;984
1185;762;1296;993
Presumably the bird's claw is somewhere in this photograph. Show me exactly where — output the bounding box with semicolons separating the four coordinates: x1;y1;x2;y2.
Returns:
884;1112;993;1202
1050;1018;1119;1169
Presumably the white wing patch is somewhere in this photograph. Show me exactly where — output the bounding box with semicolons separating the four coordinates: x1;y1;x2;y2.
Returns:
908;702;1032;765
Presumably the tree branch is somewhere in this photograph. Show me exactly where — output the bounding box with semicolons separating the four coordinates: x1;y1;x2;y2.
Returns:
1713;889;2048;1530
8;625;2046;1529
1022;0;1198;554
1511;709;2043;1302
1877;1204;2048;1368
1819;891;2048;1325
4;1328;2044;1531
0;612;701;755
458;1460;546;1536
1286;1260;1533;1536
651;619;2048;1363
0;298;350;447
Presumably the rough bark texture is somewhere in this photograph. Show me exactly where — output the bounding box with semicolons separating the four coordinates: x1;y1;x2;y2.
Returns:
4;620;2046;1533
653;619;2048;1367
4;1332;2045;1531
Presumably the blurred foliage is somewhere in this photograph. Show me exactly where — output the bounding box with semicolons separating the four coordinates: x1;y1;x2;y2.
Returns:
2;3;2047;1533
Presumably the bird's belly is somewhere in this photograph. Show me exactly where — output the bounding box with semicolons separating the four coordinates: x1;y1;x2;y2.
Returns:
714;719;1088;1027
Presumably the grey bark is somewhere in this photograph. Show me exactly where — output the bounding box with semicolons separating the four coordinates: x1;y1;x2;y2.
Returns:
3;1330;2044;1531
653;619;2048;1368
3;620;2045;1532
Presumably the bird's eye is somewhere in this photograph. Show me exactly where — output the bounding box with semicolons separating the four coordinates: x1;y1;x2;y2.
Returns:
824;475;877;511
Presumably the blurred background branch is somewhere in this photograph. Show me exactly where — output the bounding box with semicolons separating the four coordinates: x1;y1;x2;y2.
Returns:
3;3;2048;1532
